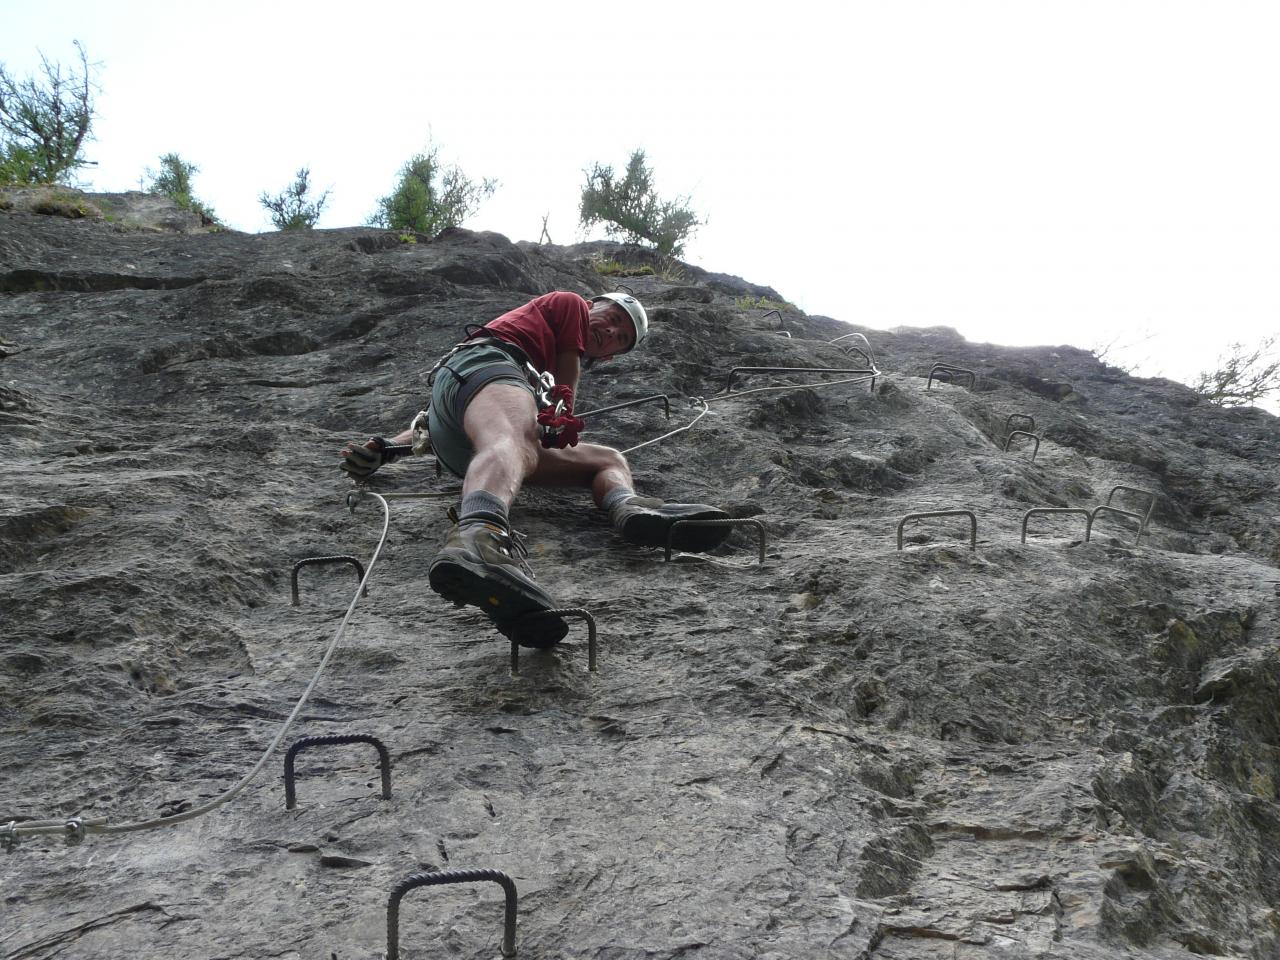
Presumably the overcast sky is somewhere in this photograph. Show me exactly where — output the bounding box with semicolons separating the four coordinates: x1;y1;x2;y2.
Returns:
5;1;1278;411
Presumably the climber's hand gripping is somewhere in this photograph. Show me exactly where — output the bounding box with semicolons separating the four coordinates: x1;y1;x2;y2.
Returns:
537;384;586;449
339;436;396;479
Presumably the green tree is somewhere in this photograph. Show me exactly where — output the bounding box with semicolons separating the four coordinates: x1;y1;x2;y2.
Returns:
0;41;96;185
579;148;701;257
1193;337;1280;407
259;167;330;230
0;144;40;186
147;152;217;224
369;143;496;237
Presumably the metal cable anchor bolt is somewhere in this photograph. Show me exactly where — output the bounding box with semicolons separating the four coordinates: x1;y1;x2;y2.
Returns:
345;485;369;514
63;817;87;846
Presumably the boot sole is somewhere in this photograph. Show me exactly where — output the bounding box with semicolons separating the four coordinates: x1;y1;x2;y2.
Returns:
428;555;567;648
501;611;570;650
622;509;733;552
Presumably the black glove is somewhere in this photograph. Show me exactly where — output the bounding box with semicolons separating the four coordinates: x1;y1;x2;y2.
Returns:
340;436;398;480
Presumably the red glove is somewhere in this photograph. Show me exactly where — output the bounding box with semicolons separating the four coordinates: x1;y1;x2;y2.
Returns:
547;384;574;409
537;385;585;448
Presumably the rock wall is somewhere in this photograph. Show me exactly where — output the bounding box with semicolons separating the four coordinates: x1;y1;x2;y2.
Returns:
2;191;1278;959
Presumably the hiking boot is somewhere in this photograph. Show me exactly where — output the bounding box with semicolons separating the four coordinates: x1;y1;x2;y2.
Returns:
429;520;568;648
501;610;570;650
610;496;732;552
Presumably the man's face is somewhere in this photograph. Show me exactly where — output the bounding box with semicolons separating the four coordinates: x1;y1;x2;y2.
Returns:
585;301;637;360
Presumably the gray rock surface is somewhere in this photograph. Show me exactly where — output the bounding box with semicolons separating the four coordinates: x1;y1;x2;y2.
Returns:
1;190;1278;959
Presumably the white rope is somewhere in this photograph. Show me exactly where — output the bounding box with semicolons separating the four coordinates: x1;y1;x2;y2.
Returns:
620;398;710;455
9;493;394;844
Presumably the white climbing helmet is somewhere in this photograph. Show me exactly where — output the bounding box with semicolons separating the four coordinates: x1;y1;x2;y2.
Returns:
591;292;648;350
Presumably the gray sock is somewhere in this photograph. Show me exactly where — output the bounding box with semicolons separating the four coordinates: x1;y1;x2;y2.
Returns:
601;486;636;513
459;489;509;528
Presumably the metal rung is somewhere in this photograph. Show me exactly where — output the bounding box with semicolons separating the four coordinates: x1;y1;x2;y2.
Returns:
1093;486;1158;543
1107;485;1157;521
927;363;976;391
1005;413;1035;435
836;343;872;366
1090;505;1146;544
509;608;597;676
291;555;367;605
829;332;876;367
1021;508;1093;544
664;518;767;565
387;869;518;960
897;510;978;551
578;394;671;421
283;734;391;810
1004;430;1042;462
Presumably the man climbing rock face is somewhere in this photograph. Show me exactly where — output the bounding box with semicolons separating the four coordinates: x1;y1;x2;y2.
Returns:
340;290;731;648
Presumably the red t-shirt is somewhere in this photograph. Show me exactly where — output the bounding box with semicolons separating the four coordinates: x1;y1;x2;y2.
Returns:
482;291;589;374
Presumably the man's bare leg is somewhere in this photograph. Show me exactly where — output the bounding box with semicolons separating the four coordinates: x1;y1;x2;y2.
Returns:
429;381;730;639
527;442;634;506
428;383;566;647
528;439;732;552
460;383;542;506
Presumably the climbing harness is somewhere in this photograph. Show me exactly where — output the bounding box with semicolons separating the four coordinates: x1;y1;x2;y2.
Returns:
424;334;574;446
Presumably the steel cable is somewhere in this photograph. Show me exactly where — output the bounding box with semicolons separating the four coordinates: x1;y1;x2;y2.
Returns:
704;372;878;403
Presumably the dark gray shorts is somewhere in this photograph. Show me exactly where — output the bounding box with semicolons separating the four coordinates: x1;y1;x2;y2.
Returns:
428;343;536;478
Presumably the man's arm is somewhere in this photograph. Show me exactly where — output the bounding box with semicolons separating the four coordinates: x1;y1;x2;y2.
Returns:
340;427;412;457
554;350;581;399
385;428;414;446
339;427;415;479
